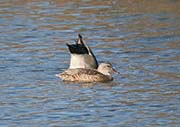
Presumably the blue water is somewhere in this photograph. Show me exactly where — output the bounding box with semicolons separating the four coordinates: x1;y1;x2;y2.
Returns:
0;0;179;126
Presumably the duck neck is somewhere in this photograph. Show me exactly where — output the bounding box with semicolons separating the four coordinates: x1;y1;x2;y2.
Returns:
102;73;113;80
97;68;113;81
97;68;110;76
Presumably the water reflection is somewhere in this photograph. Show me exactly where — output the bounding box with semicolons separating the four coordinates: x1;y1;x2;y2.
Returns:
0;0;179;126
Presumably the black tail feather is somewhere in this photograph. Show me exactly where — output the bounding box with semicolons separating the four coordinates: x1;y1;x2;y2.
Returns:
66;43;89;54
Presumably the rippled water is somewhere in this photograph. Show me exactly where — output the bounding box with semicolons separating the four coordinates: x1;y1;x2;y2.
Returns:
0;0;179;126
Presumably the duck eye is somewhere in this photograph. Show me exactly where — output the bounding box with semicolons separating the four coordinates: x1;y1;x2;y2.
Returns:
106;65;111;68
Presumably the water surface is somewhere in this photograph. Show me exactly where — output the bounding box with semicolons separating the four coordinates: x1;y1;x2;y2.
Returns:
0;0;179;126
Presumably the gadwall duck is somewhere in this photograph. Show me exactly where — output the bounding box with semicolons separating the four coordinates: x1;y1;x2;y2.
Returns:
67;34;98;69
56;63;119;82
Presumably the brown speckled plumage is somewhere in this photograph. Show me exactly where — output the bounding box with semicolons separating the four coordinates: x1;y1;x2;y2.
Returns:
56;63;117;82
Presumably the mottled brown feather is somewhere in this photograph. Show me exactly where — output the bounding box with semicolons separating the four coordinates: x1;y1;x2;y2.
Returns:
59;68;112;82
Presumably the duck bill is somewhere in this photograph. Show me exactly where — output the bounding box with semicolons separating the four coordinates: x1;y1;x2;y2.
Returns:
112;68;120;74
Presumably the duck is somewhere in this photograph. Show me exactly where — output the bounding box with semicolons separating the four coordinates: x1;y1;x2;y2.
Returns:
56;63;119;82
66;34;98;69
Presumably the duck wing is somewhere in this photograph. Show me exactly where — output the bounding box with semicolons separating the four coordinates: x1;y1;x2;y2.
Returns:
67;34;98;69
